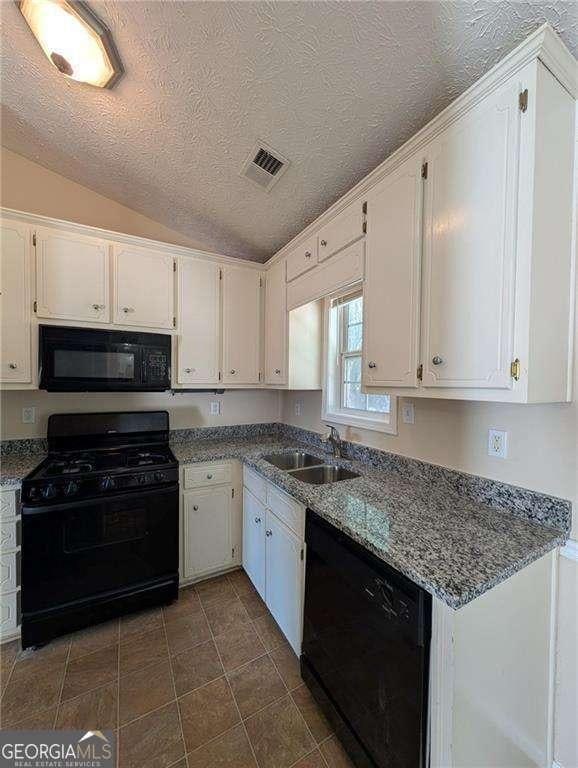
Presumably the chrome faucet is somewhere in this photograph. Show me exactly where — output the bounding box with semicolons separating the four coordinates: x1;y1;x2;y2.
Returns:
323;424;342;459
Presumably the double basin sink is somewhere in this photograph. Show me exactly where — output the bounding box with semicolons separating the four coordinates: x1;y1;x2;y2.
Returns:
262;451;360;485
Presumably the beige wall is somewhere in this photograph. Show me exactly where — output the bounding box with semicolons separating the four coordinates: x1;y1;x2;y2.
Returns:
1;389;282;440
0;147;209;251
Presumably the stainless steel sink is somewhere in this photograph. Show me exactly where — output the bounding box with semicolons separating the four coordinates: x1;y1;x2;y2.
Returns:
262;452;325;471
290;465;360;485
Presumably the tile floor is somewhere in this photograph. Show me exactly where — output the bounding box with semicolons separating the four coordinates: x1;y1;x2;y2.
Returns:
0;569;354;768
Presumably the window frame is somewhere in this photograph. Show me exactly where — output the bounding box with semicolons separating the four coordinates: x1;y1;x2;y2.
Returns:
322;288;398;435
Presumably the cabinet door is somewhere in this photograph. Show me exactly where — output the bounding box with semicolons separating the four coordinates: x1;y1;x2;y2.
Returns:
421;78;520;390
363;156;423;388
242;488;266;600
222;266;261;384
286;236;317;282
113;244;175;329
265;510;303;654
264;260;287;385
317;199;364;262
36;227;109;323
0;220;32;383
178;259;220;384
183;486;232;579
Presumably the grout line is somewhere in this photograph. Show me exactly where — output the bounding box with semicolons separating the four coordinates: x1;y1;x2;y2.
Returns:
163;595;187;767
53;638;72;729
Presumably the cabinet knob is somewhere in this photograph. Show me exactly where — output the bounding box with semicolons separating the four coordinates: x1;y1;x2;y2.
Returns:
266;529;272;537
304;251;311;259
275;369;281;375
184;367;194;374
230;369;236;375
206;474;213;480
92;303;105;310
432;355;444;366
320;239;327;247
254;517;261;524
193;505;199;511
368;361;377;369
8;362;17;370
122;306;135;313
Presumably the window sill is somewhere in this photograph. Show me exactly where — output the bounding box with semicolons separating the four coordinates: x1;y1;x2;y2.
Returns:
322;408;398;435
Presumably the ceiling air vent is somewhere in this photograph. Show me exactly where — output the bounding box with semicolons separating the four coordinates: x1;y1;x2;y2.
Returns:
240;141;290;192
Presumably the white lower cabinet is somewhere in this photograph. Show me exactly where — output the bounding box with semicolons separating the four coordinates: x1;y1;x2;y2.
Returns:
242;468;305;654
181;462;241;582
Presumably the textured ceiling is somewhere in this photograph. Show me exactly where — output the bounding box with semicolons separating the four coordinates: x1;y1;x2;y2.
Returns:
1;1;576;261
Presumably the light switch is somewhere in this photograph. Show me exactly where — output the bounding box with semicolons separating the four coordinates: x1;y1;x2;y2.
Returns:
22;407;36;424
210;401;221;416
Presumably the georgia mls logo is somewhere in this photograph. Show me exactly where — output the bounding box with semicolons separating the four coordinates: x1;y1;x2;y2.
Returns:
0;729;115;767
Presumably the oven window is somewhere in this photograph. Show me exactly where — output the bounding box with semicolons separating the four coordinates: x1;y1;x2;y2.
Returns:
54;350;135;379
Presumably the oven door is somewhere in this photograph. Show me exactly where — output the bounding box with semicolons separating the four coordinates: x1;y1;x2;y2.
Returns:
22;485;178;614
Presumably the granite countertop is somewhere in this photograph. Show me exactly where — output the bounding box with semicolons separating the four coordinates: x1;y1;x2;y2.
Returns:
172;437;567;609
1;433;567;610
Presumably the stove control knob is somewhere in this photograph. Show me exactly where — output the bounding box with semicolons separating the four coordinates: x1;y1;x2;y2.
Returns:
64;481;79;496
42;484;58;499
155;471;165;482
138;474;147;485
100;476;116;491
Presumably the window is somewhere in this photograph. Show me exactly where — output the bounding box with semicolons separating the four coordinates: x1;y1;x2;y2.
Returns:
323;290;397;433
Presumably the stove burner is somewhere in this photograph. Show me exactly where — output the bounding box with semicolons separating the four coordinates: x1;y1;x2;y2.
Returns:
127;451;166;467
47;459;95;476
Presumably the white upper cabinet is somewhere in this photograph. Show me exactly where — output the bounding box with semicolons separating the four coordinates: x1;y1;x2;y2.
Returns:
113;244;175;330
363;156;423;389
264;259;287;385
177;259;220;385
222;265;262;385
0;220;32;384
35;227;109;323
316;198;365;262
420;76;521;391
286;235;317;282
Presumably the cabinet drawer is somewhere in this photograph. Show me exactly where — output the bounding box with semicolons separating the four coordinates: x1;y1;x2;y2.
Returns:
184;463;232;489
317;199;364;262
286;236;318;282
266;483;305;537
243;467;267;504
0;590;19;635
0;492;16;520
0;552;19;594
0;518;19;552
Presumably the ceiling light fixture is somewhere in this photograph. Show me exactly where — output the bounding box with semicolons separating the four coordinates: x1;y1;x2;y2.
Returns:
18;0;123;88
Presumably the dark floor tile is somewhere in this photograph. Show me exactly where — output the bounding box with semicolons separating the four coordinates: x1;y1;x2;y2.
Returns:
120;608;163;640
214;622;266;673
163;586;202;622
319;736;355;768
165;613;211;656
119;627;168;676
187;724;258;768
10;707;57;730
239;590;268;620
1;662;66;727
270;642;302;691
119;701;184;768
14;636;71;673
204;597;252;638
244;695;314;768
196;575;237;607
171;639;223;697
291;685;332;743
227;570;255;598
119;660;174;725
69;620;119;659
56;681;117;731
0;640;18;693
291;749;328;768
61;644;118;702
252;613;286;652
179;677;240;753
227;655;286;719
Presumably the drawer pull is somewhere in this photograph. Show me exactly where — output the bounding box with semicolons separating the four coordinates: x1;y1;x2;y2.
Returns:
432;355;444;366
304;251;311;259
193;505;199;511
275;369;281;375
122;306;135;314
254;517;261;524
266;529;272;537
8;363;17;370
320;239;327;247
206;474;213;480
368;361;376;369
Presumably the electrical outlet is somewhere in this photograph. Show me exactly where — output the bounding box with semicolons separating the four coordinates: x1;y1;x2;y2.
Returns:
294;400;303;417
488;429;508;459
22;407;36;424
402;402;415;425
209;401;221;416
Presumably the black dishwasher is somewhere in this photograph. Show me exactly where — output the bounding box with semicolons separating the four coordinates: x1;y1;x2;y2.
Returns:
301;511;431;768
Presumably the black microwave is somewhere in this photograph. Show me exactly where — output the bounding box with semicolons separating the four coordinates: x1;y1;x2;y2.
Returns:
39;325;171;392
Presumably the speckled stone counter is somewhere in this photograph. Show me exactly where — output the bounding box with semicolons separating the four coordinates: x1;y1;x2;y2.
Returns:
1;425;570;610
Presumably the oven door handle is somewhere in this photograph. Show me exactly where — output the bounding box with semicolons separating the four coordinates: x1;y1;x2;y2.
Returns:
22;483;179;515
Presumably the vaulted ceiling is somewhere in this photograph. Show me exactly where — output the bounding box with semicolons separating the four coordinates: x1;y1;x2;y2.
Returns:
1;1;576;261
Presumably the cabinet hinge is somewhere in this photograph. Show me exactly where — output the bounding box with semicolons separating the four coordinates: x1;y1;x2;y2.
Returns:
173;316;176;328
362;201;367;235
258;371;262;382
519;89;528;113
232;547;235;558
259;276;263;288
32;233;37;247
218;371;222;381
33;300;37;313
300;548;304;561
417;363;423;381
173;260;177;272
510;358;521;381
231;488;235;499
421;162;428;180
219;269;222;280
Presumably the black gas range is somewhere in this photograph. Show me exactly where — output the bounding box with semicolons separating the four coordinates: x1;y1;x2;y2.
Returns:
21;411;179;649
